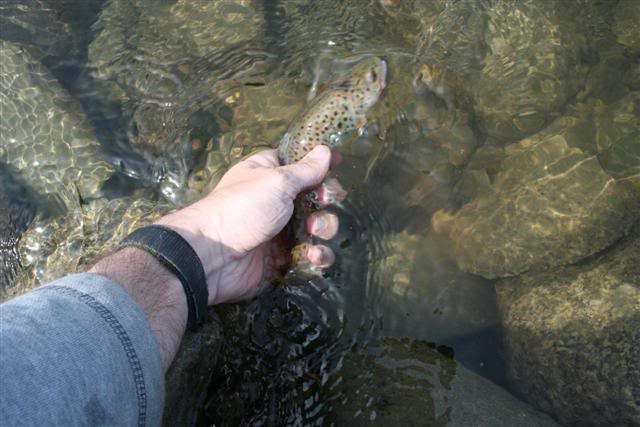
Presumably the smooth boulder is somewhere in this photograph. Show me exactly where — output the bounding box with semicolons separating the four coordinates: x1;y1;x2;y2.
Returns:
496;222;640;426
432;102;640;278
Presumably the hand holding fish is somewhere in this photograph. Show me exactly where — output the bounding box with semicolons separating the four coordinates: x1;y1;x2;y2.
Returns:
156;145;338;304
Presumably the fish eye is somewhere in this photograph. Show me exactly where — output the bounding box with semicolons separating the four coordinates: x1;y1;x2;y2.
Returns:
370;69;378;81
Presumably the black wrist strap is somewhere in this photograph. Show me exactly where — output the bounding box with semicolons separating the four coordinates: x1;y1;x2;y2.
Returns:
120;225;209;330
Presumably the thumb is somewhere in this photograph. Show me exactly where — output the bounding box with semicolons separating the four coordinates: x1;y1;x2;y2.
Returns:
278;145;331;195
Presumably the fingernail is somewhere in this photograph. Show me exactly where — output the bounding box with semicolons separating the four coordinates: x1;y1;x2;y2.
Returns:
311;216;324;231
307;212;339;240
316;178;348;206
307;245;335;267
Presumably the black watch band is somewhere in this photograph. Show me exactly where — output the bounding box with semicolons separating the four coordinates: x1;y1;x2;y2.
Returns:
120;225;209;330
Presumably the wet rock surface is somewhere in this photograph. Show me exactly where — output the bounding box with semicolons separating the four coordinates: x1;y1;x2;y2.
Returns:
496;222;640;426
470;0;585;141
613;0;640;53
332;337;559;426
417;0;588;142
366;228;505;384
0;0;101;67
88;0;268;202
0;169;35;291
1;39;114;290
1;1;639;424
432;97;640;278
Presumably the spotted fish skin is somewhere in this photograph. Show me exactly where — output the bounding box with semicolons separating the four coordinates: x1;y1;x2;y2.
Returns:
278;57;387;165
277;57;386;276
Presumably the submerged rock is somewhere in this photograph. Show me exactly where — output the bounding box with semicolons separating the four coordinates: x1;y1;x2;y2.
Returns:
224;77;306;149
0;169;35;292
613;0;640;53
377;0;445;49
0;0;101;67
332;337;559;426
473;0;587;140
0;40;112;206
279;0;395;71
432;98;640;279
76;194;172;270
88;0;267;203
592;92;640;191
367;228;505;382
0;40;113;291
496;222;640;426
417;0;587;142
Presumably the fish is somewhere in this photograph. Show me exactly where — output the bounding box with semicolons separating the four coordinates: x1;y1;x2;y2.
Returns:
277;56;387;275
278;56;387;165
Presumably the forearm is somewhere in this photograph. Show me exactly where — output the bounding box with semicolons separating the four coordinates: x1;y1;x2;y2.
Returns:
0;273;165;426
89;247;188;371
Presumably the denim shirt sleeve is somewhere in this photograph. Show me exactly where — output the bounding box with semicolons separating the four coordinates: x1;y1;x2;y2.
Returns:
0;273;164;426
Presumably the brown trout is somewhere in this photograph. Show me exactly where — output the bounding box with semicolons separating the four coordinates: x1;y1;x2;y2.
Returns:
278;57;387;165
277;57;387;274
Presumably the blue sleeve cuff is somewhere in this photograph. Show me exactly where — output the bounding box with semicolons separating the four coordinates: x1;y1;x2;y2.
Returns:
0;273;164;426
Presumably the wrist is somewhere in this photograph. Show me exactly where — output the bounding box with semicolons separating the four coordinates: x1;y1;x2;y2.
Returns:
89;247;187;371
154;206;225;305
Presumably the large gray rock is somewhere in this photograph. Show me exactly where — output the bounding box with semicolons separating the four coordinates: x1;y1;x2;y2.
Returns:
496;222;640;426
432;98;640;278
333;337;559;426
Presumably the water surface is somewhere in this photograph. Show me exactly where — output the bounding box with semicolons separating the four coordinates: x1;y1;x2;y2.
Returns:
1;0;638;425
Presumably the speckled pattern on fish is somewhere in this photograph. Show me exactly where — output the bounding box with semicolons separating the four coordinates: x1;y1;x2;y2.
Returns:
278;57;387;165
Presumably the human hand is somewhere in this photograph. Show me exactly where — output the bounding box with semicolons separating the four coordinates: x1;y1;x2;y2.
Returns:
156;145;341;305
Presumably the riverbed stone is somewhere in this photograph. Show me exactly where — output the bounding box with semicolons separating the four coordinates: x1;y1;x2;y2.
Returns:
224;78;306;149
495;222;640;426
417;0;587;142
613;0;640;53
88;0;266;203
470;1;586;141
332;337;560;426
0;169;35;294
592;92;640;191
432;101;640;278
0;0;101;67
1;40;114;290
